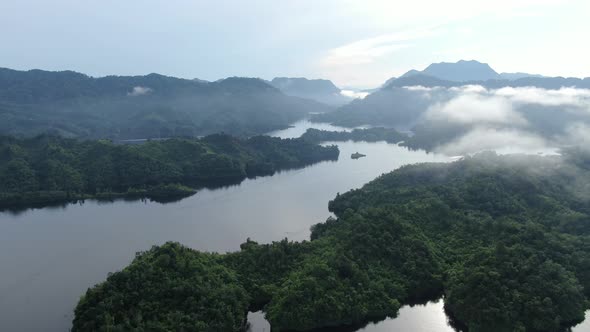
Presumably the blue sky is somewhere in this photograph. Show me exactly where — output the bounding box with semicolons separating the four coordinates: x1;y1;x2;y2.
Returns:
1;0;588;88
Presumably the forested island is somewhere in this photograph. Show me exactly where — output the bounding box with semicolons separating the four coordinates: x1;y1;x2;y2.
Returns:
300;127;438;153
72;150;590;331
351;152;366;159
0;134;339;209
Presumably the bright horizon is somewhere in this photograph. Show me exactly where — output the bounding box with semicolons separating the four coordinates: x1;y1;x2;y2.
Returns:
1;0;589;89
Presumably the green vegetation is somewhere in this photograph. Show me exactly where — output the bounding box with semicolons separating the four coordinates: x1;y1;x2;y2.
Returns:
310;86;432;128
73;244;250;331
351;152;366;159
300;127;408;144
0;134;339;209
0;68;330;139
73;151;590;331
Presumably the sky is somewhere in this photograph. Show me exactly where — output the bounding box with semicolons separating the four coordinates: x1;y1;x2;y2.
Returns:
1;0;589;88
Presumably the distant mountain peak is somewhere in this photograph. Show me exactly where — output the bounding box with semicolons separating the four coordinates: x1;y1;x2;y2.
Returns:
393;61;547;86
417;60;500;82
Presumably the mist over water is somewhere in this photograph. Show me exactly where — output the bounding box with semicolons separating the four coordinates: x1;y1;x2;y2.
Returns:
267;119;356;138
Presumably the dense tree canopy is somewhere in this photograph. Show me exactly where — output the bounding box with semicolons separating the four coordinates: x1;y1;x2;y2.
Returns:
73;151;590;331
73;243;250;332
0;134;339;209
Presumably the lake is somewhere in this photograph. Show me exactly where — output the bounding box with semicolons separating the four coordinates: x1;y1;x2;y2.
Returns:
0;119;588;332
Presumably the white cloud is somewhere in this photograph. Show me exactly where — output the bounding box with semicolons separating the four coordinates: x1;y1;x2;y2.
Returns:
437;127;551;155
340;90;369;99
421;85;590;129
403;85;441;92
413;84;590;155
425;92;527;125
560;122;590;145
320;28;438;67
449;85;488;94
495;86;590;107
128;86;153;96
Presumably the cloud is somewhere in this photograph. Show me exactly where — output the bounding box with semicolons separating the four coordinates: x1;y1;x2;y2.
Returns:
560;122;590;145
403;85;442;92
128;86;153;96
425;92;527;126
320;28;438;67
437;127;551;155
449;85;488;94
321;42;410;67
495;87;590;107
415;85;590;128
406;84;590;155
340;90;369;99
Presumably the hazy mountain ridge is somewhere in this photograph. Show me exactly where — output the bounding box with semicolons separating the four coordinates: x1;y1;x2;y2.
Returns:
499;72;545;80
399;60;555;83
313;61;590;153
386;73;590;90
0;67;331;139
406;60;501;82
269;77;352;106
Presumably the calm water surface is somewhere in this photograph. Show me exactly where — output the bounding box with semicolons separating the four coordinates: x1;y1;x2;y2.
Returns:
0;119;587;332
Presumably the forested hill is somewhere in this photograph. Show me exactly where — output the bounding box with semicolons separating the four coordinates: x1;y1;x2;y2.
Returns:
0;134;339;209
73;151;590;331
0;67;331;139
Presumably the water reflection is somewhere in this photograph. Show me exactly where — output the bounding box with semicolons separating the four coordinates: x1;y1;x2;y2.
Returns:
267;119;356;139
247;301;590;332
0;119;587;332
246;300;458;332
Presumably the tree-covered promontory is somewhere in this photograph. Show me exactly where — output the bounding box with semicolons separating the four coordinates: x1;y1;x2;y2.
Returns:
0;134;339;209
73;243;251;331
72;151;590;331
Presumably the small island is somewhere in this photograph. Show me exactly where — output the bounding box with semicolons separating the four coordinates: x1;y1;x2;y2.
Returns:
351;152;366;159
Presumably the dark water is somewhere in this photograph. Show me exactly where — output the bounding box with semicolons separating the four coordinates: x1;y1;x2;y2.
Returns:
0;119;587;332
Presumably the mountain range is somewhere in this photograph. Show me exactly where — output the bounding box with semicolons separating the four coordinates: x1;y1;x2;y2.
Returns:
313;60;590;152
3;60;590;147
268;77;353;106
400;60;545;82
0;68;332;139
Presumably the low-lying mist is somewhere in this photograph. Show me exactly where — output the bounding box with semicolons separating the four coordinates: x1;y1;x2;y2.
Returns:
403;85;590;155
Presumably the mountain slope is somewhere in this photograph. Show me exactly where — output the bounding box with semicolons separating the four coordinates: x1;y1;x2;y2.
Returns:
313;71;590;151
402;60;500;82
0;68;330;139
270;77;352;106
499;72;545;80
399;60;547;83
